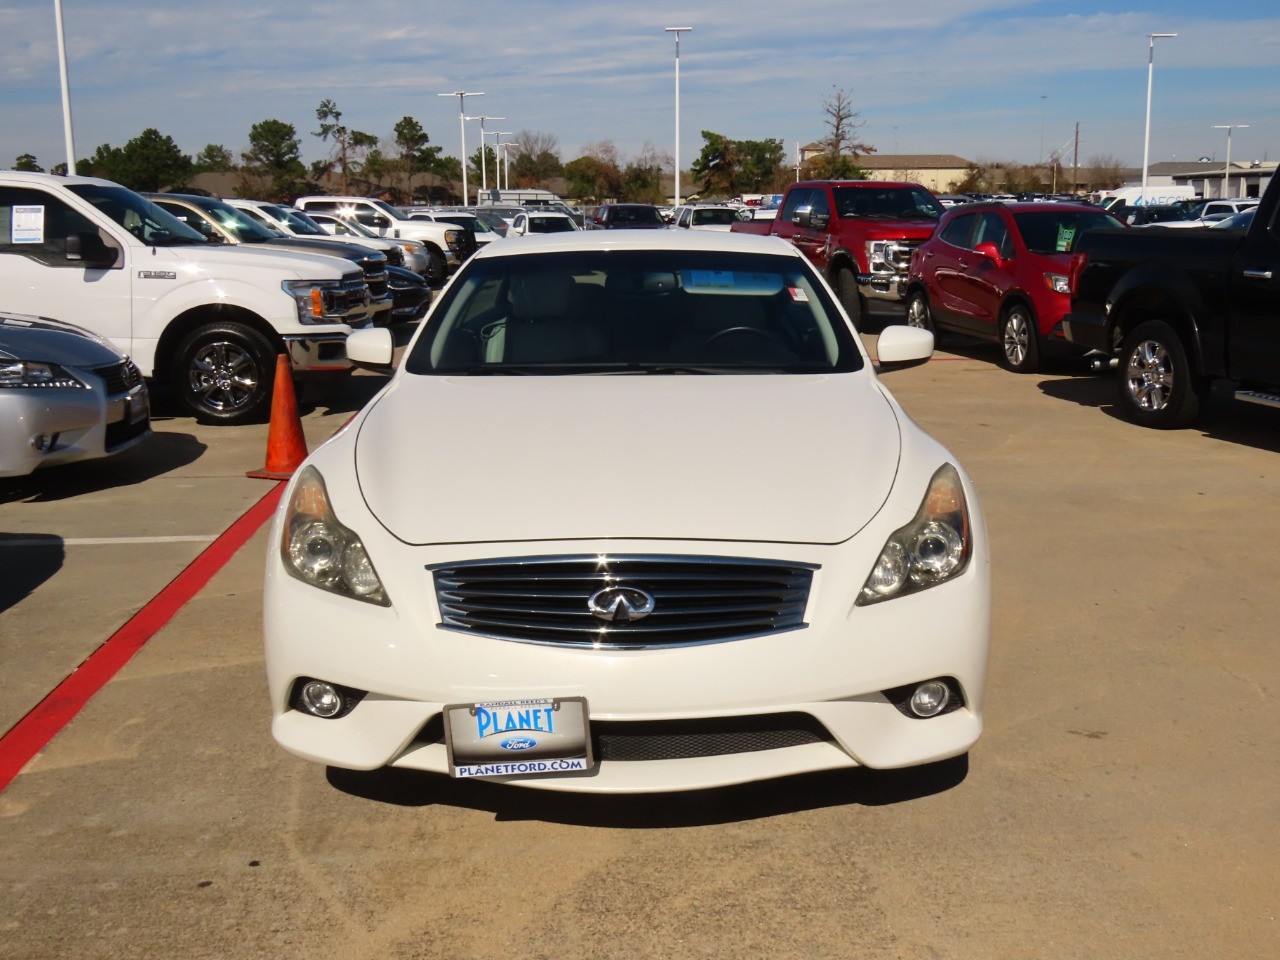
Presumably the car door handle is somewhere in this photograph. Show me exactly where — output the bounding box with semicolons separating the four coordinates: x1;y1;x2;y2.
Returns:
1242;269;1273;280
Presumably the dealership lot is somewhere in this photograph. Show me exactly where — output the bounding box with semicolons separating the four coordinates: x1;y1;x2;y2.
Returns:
1;339;1277;959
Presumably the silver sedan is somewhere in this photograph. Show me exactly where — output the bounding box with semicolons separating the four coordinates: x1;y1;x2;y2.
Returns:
1;313;150;478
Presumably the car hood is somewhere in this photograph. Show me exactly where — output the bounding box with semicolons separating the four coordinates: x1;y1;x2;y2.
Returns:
858;219;939;240
354;373;901;546
0;313;125;367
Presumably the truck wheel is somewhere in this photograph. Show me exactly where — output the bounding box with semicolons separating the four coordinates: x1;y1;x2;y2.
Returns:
171;322;276;424
999;304;1041;373
905;290;936;336
1117;320;1207;428
425;248;447;286
833;267;864;329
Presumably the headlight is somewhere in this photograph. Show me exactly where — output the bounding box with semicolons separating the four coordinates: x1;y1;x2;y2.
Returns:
0;361;85;389
857;463;971;606
444;229;464;251
1044;272;1070;295
281;466;390;606
282;279;365;323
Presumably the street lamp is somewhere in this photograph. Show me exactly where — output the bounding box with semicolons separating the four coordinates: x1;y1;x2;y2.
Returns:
1141;32;1177;204
437;90;484;204
466;116;505;197
665;26;692;206
1212;124;1249;198
53;0;77;174
486;130;512;196
498;137;518;191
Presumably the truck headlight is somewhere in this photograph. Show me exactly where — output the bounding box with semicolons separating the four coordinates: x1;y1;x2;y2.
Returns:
0;361;86;389
444;229;464;252
282;279;363;323
866;240;894;273
282;466;390;606
857;464;971;606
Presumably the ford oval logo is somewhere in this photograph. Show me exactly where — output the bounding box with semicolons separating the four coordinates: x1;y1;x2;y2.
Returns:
587;586;655;623
500;737;538;751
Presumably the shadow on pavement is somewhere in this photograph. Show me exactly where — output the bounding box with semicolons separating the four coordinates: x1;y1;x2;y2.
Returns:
0;532;64;613
0;431;207;505
1037;377;1280;454
325;755;969;826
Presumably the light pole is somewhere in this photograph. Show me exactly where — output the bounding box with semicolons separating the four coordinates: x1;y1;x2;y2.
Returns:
665;26;692;206
1212;124;1249;198
499;137;518;191
486;131;511;196
466;115;505;197
438;90;484;204
53;0;77;174
1141;33;1177;204
1039;94;1047;163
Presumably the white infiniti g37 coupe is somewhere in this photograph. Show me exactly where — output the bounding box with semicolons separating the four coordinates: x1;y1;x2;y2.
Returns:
263;229;990;793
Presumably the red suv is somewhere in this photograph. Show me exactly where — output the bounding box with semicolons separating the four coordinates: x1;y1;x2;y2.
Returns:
904;202;1123;372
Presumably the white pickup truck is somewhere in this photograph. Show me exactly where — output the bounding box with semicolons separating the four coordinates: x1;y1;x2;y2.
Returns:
0;172;370;424
293;195;466;284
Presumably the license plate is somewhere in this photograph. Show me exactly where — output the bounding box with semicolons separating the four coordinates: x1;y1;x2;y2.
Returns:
443;697;593;779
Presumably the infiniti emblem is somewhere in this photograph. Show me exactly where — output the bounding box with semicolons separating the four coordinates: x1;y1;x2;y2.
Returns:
587;586;655;623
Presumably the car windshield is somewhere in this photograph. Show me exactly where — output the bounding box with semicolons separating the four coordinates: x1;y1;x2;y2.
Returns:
315;214;374;238
1011;210;1124;253
1212;208;1256;230
406;249;864;375
529;216;576;233
833;186;943;221
371;199;409;221
67;184;206;245
693;209;739;226
270;205;328;236
192;200;279;242
609;206;664;226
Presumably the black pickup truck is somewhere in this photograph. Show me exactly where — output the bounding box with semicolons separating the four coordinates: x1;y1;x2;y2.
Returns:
1063;175;1279;427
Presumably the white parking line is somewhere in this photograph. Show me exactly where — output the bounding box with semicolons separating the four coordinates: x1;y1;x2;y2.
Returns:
1;536;217;547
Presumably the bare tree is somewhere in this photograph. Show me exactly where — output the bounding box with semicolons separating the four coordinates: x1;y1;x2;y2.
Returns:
1085;153;1126;191
821;87;874;160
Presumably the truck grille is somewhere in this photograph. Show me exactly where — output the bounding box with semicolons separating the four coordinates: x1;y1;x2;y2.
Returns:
431;554;816;649
91;359;143;397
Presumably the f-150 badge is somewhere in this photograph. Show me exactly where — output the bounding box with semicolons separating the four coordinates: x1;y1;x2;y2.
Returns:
137;270;177;280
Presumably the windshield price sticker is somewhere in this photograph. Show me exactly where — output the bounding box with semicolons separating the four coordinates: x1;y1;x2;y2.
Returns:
444;697;593;779
12;206;45;244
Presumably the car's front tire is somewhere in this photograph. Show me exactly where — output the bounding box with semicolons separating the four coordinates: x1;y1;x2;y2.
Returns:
171;322;276;424
833;266;864;329
1117;319;1207;428
999;303;1041;373
905;289;936;336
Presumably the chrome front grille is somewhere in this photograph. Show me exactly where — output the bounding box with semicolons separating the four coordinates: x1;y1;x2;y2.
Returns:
431;555;816;649
887;240;922;274
91;359;143;397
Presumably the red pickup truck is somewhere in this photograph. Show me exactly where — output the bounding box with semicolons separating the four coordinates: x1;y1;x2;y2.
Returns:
731;180;944;327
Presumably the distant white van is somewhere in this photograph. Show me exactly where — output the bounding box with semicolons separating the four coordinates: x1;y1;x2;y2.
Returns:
1096;185;1197;208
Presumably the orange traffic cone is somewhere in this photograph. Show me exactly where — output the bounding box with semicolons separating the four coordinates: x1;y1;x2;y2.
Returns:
246;355;309;480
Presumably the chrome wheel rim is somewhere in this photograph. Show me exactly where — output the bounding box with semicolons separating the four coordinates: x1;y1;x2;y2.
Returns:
188;340;259;413
1003;311;1030;366
1125;339;1174;411
907;296;929;329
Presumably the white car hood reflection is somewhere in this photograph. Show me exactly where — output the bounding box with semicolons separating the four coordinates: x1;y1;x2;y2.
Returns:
354;373;901;546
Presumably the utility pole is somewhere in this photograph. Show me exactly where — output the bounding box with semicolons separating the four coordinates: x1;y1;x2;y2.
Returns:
665;27;692;206
53;0;77;174
437;90;484;204
1073;122;1080;194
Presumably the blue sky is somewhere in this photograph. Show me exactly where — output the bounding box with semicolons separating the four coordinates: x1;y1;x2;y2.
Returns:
4;0;1279;175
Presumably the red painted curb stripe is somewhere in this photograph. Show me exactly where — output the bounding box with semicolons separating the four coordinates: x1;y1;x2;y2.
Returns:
0;483;286;793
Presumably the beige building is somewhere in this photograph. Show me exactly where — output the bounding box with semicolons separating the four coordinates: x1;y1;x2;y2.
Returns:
796;146;972;192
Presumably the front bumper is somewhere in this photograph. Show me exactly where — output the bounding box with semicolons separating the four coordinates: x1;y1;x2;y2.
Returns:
1061;309;1113;353
856;272;909;303
283;333;353;374
265;531;990;793
0;379;149;478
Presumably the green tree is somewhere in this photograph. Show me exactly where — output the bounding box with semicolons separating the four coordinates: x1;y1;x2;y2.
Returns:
313;99;377;193
193;144;234;174
239;119;306;200
690;131;739;195
691;133;786;196
14;153;43;172
392;116;444;195
468;144;499;189
564;142;622;202
83;129;192;191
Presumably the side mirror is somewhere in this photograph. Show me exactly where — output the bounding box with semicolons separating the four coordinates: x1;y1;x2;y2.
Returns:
974;241;1003;264
345;327;395;371
65;231;119;269
875;325;934;372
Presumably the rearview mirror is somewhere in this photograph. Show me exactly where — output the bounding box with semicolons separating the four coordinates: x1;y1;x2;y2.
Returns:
875;325;934;372
345;327;395;371
65;231;119;269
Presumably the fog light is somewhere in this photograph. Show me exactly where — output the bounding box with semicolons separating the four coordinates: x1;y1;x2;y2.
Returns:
300;680;343;718
31;434;51;452
910;681;951;718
